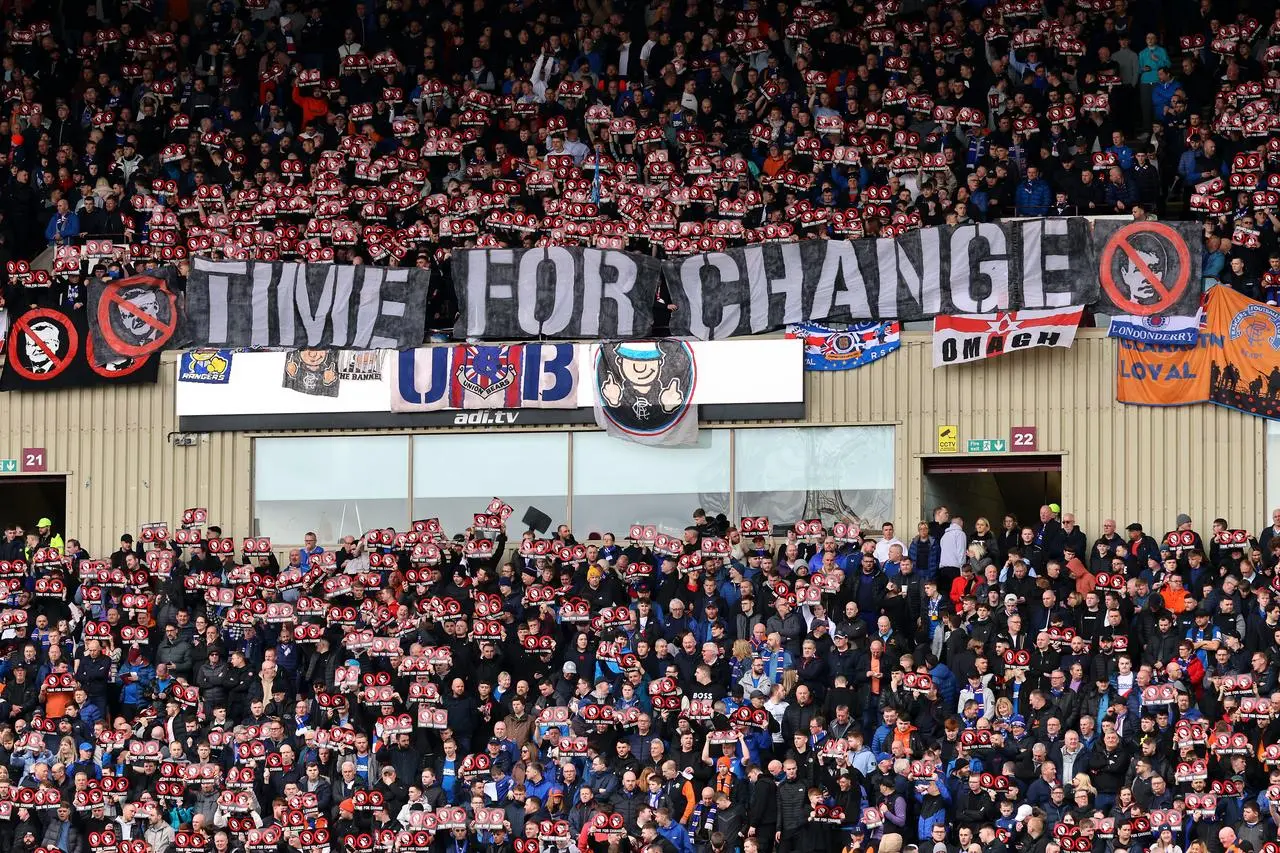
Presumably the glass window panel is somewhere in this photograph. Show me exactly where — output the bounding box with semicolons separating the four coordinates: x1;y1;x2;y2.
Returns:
413;434;569;535
735;426;894;528
572;430;730;536
254;436;410;542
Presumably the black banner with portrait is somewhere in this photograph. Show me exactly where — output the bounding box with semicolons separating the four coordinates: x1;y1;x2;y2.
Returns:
1;307;161;391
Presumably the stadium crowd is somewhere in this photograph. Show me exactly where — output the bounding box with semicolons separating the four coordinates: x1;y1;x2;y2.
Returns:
0;502;1279;853
2;0;1280;341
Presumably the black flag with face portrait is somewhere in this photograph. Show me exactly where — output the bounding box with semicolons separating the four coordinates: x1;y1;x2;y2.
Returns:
1091;220;1203;319
1;307;160;391
86;267;183;365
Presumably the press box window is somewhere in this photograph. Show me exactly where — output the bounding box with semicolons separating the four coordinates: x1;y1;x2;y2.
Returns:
572;430;730;536
734;426;894;529
412;433;569;535
254;436;410;542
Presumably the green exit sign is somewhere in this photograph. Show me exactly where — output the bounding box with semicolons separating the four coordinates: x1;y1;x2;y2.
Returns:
967;439;1007;453
0;460;16;473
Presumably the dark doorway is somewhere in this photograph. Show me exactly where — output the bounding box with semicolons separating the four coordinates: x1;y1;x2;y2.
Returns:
922;456;1062;533
0;476;67;538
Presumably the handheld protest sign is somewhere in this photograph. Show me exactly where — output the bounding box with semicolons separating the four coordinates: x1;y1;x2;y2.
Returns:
181;507;208;528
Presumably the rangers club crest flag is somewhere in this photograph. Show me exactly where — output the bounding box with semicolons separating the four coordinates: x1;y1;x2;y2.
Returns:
391;344;579;412
933;307;1085;367
450;345;522;408
1107;312;1201;347
786;322;900;371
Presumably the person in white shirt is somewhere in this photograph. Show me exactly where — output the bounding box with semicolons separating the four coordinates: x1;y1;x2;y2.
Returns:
940;517;969;570
337;29;361;61
873;523;906;565
617;36;633;78
638;30;657;79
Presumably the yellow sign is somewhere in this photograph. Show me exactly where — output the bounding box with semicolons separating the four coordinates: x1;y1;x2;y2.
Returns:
937;424;959;453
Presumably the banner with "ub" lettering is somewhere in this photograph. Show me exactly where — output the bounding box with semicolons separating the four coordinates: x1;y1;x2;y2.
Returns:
391;344;579;411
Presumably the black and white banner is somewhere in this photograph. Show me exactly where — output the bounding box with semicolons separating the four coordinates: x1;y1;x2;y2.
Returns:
186;258;432;350
453;219;1203;341
668;219;1201;338
666;220;1096;337
451;247;662;339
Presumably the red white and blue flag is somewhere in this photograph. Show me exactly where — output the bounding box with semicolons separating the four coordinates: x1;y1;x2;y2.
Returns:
449;345;523;408
786;322;900;371
933;307;1084;367
391;343;580;412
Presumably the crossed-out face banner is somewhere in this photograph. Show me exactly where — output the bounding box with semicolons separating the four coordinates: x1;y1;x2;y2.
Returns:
455;218;1203;340
1;308;160;391
86;268;182;364
1117;286;1280;421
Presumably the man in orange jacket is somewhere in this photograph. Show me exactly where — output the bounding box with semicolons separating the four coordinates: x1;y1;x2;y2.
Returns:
292;85;330;127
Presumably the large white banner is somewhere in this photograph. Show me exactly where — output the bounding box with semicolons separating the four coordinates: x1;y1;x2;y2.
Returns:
175;339;804;429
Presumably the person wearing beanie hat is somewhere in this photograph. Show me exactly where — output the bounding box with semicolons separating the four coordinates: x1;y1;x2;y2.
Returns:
1172;513;1206;555
1125;523;1161;569
119;647;156;717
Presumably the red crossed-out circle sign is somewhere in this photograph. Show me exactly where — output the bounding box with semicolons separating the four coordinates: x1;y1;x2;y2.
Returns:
97;275;178;358
86;332;150;380
1098;221;1192;317
6;309;79;382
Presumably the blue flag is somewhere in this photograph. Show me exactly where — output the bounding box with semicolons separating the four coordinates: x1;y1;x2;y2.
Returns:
786;322;900;371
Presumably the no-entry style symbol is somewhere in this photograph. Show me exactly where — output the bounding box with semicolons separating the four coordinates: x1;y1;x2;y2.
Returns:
1099;221;1192;317
6;309;79;382
97;275;178;358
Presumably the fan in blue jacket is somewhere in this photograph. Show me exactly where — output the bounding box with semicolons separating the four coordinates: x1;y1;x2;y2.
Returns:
1014;167;1052;217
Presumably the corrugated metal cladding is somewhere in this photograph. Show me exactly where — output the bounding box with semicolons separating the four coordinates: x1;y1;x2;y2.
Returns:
0;356;252;553
0;330;1266;555
800;329;1265;534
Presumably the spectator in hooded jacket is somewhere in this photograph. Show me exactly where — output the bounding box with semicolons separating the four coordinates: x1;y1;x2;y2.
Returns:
1014;166;1052;217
